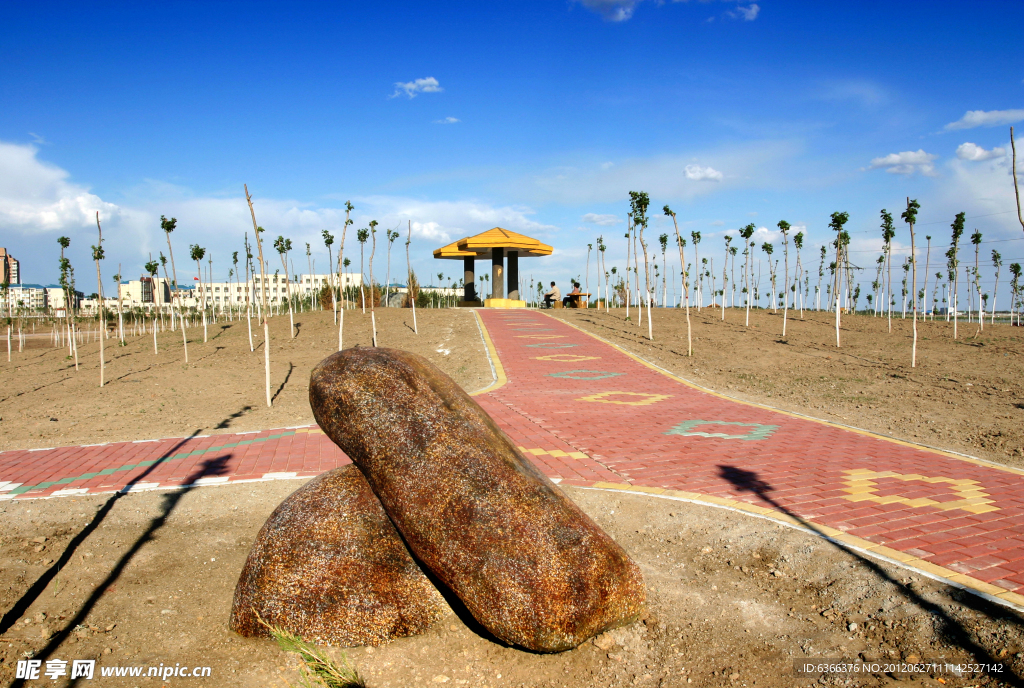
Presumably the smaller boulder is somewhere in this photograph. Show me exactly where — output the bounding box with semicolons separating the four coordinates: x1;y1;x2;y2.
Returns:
230;465;446;646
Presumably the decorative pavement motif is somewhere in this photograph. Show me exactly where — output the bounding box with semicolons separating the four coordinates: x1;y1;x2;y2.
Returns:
2;309;1024;612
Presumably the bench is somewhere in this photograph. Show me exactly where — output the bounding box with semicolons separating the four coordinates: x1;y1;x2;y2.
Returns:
567;293;591;308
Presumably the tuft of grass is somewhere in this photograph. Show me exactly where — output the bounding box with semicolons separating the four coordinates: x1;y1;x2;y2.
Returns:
255;610;365;688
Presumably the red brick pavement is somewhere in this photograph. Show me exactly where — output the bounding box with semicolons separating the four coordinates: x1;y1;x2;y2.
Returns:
471;309;1024;603
2;309;1023;607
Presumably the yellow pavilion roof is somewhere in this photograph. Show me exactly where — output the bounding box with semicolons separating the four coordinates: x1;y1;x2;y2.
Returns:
433;227;553;260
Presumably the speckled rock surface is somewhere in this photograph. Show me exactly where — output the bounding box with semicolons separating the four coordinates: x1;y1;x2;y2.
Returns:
309;347;645;653
230;464;446;646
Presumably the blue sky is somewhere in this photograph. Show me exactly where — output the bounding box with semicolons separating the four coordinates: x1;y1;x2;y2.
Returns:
2;0;1023;305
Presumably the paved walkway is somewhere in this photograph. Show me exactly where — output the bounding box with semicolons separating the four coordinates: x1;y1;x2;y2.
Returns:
2;309;1023;610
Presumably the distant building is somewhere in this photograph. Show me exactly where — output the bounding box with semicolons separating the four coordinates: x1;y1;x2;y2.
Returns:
3;283;47;310
46;285;82;315
0;247;20;285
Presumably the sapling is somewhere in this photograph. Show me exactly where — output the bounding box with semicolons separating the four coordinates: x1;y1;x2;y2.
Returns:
1010;263;1022;325
190;244;207;342
113;267;125;344
691;231;702;310
880;209;895;332
368;221;378;346
629;191;653;340
991;250;1002;324
357;228;369;314
92;212;107;386
624;214;632;319
406;220;417;333
243;235;254;351
322;229;337;321
793;231;805;318
947;212;965;339
664;205;691;355
599;237;609;311
922;236;931;318
586;242;592;300
901;198;920;366
970;228;984;334
338;203;353;350
58;236;79;369
829;212;850;347
659;234;668;307
761;243;776;311
245;184;273;408
739;224;755;325
273;236;295;338
1013;127;1024;236
778;221;790;334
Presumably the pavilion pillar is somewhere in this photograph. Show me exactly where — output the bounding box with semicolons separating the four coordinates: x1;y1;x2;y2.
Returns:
463;257;476;302
491;248;505;300
507;251;519;301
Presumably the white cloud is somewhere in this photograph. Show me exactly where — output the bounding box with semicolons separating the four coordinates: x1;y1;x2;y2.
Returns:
710;220;725;226
576;0;640;21
0;141;123;234
944;109;1024;131
433;117;460;124
726;3;759;20
582;213;621;226
955;142;1006;161
867;149;938;176
684;164;724;181
390;77;443;99
0;139;563;283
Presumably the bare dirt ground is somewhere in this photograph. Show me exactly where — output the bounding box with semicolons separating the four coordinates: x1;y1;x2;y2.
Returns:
551;307;1024;469
0;308;491;451
1;482;1021;687
2;307;1023;687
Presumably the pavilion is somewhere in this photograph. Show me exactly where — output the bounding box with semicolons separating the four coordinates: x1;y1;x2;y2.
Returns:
433;228;552;308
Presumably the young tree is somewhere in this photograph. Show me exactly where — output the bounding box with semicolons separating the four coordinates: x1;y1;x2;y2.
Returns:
629;192;653;340
970;228;984;334
659;234;669;307
273;236;295;338
793;231;805;318
368;221;378;346
243;235;255;351
245;184;273;408
322;229;337;321
901;198;921;366
778;221;791;335
57;236;78;369
1013;126;1024;236
357;228;369;314
761;242;776;311
1010;263;1022;325
690;230;702;311
161;215;180;329
880;209;896;332
337;202;353;350
991;250;1003;324
922;235;932;317
92;212;107;386
190;244;208;342
664;206;691;354
624;215;632;320
113;267;125;345
739;224;756;325
947;212;965;339
599;236;609;311
384;226;400;307
721;236;731;320
830;212;850;347
406;220;418;334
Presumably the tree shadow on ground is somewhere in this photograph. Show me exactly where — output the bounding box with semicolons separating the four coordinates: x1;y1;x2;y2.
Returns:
11;451;235;687
271;362;294;403
718;464;1024;686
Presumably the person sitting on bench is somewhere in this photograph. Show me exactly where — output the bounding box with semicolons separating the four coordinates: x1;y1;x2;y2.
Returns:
543;281;560;308
562;282;581;308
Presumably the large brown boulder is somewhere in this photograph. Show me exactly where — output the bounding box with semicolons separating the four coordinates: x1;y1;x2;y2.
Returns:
230;465;447;646
309;347;645;652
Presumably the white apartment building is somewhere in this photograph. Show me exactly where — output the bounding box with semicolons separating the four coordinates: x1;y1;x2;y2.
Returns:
2;284;48;311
